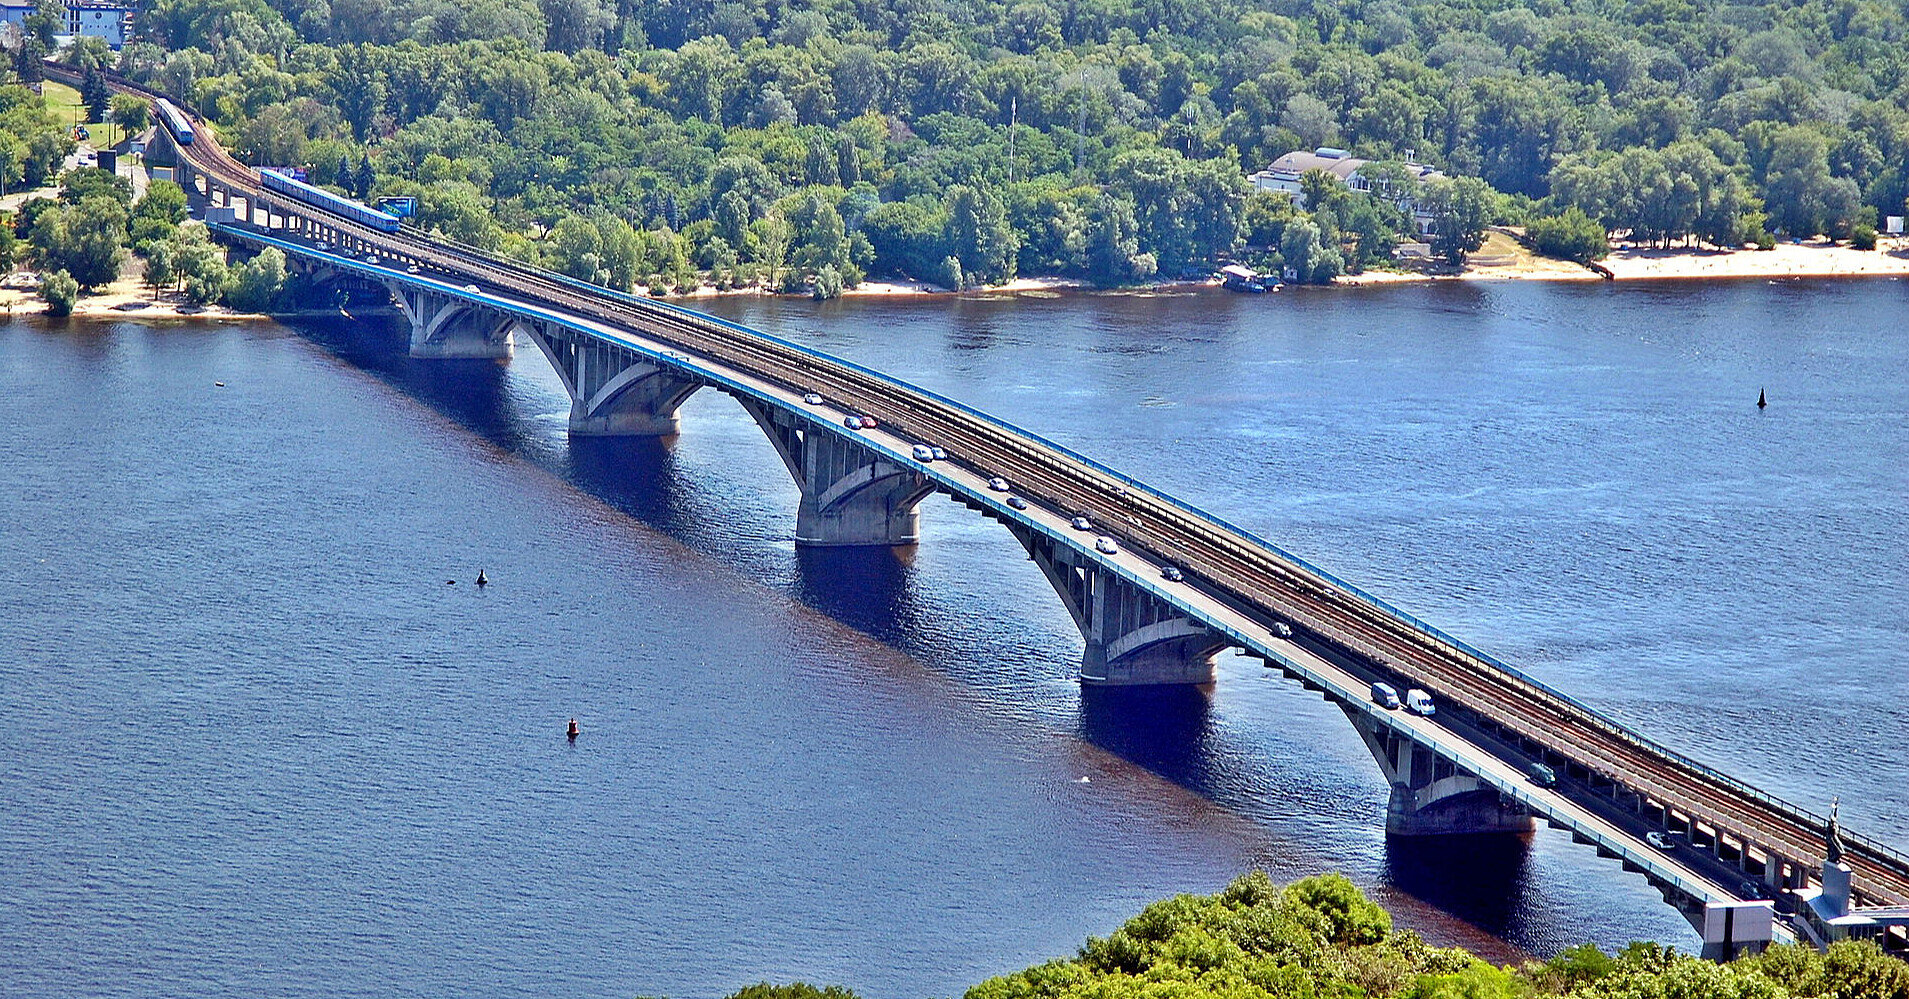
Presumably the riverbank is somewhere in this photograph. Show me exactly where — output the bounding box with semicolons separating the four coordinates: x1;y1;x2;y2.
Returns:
1340;232;1909;285
0;272;271;322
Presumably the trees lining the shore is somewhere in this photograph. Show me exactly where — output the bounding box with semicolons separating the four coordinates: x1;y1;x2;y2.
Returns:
726;873;1909;999
84;0;1909;289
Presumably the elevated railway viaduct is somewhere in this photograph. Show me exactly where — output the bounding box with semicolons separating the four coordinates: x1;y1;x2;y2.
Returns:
65;64;1908;957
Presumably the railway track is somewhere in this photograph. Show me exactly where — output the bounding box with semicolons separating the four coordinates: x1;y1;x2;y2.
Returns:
89;63;1907;909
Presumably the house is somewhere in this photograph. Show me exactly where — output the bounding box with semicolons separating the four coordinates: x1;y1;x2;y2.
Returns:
1249;147;1447;232
0;0;136;48
67;0;135;47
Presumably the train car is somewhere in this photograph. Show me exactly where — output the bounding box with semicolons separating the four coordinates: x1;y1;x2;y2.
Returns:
155;98;195;146
259;168;402;232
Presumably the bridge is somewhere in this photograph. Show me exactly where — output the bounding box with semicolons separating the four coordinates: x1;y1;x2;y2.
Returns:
66;64;1908;959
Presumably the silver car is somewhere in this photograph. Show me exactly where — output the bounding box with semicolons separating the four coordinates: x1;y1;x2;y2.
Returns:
986;477;1010;491
1094;536;1119;554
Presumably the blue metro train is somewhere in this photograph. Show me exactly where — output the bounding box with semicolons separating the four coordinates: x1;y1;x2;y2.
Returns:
259;167;403;233
155;98;194;145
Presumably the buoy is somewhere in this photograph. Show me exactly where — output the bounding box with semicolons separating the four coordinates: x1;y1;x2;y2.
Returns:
214;381;225;387
1758;388;1767;409
475;569;488;587
567;718;579;741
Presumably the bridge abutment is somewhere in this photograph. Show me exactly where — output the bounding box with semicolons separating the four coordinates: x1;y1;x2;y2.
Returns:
1013;525;1228;684
1345;708;1536;835
741;399;930;547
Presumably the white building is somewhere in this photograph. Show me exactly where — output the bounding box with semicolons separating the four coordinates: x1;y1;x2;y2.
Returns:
0;0;136;48
1249;147;1447;232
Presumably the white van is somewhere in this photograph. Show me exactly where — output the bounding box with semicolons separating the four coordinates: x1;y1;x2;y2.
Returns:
1406;689;1436;716
1370;683;1401;709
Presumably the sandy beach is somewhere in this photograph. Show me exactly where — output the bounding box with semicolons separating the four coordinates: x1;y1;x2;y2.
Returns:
0;271;271;322
1341;231;1909;285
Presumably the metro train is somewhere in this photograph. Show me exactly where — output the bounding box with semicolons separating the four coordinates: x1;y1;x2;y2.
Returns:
155;98;194;145
259;167;403;232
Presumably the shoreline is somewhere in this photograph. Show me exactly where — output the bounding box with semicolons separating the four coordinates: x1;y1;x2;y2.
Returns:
8;237;1907;322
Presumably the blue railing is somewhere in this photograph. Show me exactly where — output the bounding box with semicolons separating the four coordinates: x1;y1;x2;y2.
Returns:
328;224;1903;871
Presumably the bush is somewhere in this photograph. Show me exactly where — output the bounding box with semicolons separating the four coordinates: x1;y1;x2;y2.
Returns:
1755;231;1777;250
811;264;843;300
1851;225;1878;250
225;247;287;312
39;268;78;316
935;254;964;291
1528;208;1610;263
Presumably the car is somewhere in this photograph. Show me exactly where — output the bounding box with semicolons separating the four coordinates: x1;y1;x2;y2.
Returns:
1006;496;1029;510
1646;831;1677;851
911;444;935;461
1160;565;1184;582
802;392;825;405
858;415;878;429
931;447;947;460
844;415;864;429
1069;515;1093;531
1527;763;1558;788
365;255;380;265
1405;688;1436;716
406;264;420;274
1738;880;1774;900
464;284;480;293
986;477;1010;492
1094;536;1119;554
1370;682;1401;710
1273;622;1293;638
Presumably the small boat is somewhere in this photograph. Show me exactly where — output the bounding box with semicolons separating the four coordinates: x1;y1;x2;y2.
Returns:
1219;264;1267;293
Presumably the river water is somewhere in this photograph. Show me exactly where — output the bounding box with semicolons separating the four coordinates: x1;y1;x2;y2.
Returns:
2;279;1904;997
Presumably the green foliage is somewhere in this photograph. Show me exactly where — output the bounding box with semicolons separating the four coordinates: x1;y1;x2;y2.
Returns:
1424;178;1495;265
39;267;78;316
29;195;127;289
725;983;860;999
1851;225;1878;251
1529;208;1610;264
109;94;152;138
61;168;133;209
226;247;287;311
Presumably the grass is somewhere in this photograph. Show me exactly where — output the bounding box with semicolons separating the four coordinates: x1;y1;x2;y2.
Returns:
39;80;123;148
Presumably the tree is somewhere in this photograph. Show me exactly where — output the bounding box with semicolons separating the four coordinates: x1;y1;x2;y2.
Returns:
30;196;129;289
40;268;79;316
750;211;792;289
109;95;152;141
81;66;113;125
943;185;1016;286
1085;195;1155;287
226;247;288;311
1528;208;1609;263
1423;177;1493;265
1279;217;1344;283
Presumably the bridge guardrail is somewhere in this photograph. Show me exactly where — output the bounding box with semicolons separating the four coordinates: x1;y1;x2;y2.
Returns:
391;223;1904;873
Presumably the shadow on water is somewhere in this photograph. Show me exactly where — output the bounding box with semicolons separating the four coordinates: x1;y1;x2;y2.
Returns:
565;435;691;529
1078;683;1218;788
1382;833;1539;939
792;545;925;647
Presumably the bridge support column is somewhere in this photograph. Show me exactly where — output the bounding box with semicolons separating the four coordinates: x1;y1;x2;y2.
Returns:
1344;708;1536;835
519;324;702;435
386;281;514;359
1010;525;1229;684
740;398;930;547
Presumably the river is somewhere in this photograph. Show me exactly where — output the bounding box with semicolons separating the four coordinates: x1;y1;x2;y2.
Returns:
2;278;1903;997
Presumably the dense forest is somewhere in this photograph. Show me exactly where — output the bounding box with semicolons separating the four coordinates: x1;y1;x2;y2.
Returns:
735;873;1909;999
51;0;1909;291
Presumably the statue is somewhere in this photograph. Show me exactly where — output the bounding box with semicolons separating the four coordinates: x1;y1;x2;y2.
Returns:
1826;796;1845;865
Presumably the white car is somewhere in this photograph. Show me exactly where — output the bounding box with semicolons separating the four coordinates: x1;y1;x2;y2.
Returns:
986;477;1009;491
1094;536;1119;554
911;444;935;461
930;447;947;460
1273;622;1293;638
1070;515;1093;531
844;415;864;430
1405;688;1436;716
802;392;825;405
1646;831;1677;851
464;284;480;293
